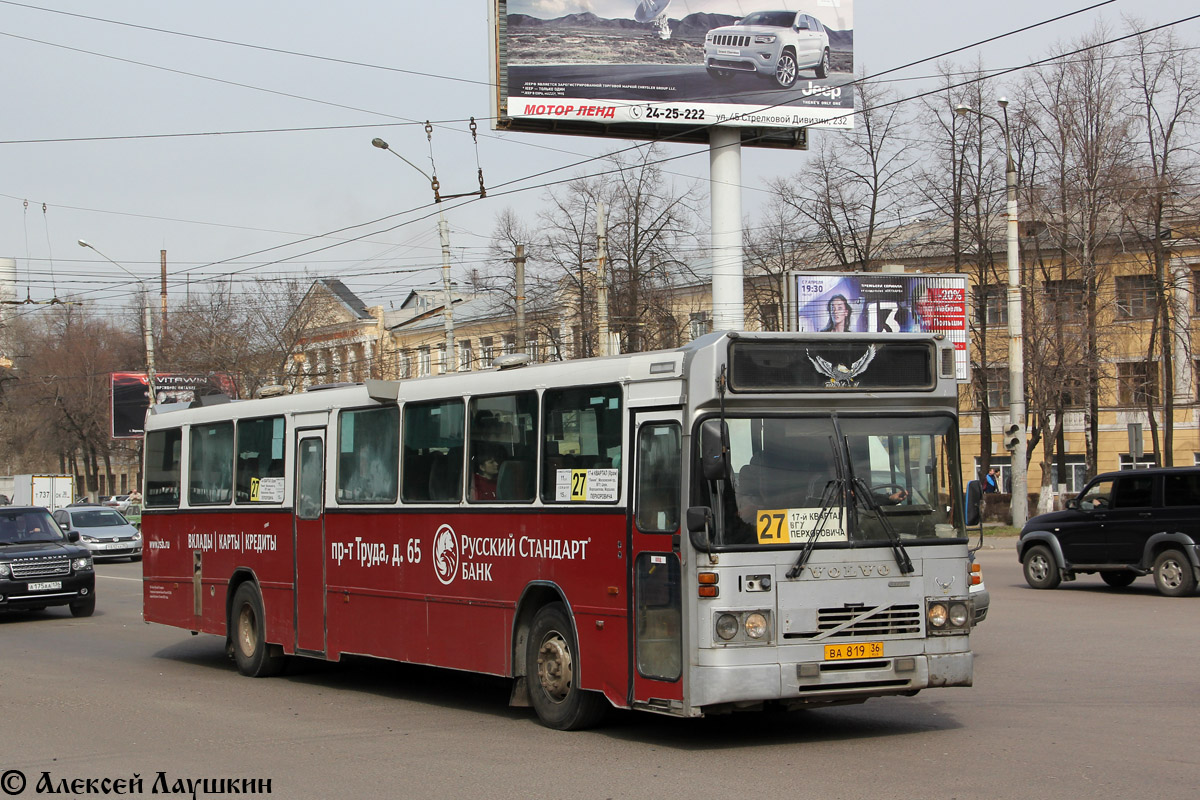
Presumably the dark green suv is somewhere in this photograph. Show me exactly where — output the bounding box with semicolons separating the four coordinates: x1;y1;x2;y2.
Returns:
1017;467;1200;597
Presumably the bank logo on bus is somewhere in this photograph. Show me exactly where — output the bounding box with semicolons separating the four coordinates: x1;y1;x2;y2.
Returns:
807;345;876;388
433;524;459;585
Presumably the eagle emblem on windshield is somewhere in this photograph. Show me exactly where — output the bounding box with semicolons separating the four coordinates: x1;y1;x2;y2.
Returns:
808;345;877;388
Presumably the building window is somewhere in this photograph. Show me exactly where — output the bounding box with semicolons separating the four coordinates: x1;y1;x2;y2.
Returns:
481;337;494;368
689;312;710;341
1043;279;1084;322
526;335;540;361
977;367;1010;409
418;347;430;377
1115;274;1157;319
1049;455;1088;494
1117;361;1159;406
503;335;516;356
1119;454;1158;470
460;340;473;371
979;285;1008;327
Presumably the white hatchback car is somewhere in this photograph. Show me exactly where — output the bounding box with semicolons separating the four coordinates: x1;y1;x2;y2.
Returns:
704;10;830;88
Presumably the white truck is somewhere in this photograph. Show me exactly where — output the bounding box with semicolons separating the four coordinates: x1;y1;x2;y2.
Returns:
8;474;76;511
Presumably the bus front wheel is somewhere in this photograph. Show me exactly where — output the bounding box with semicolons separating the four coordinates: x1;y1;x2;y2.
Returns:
231;582;286;677
527;603;605;730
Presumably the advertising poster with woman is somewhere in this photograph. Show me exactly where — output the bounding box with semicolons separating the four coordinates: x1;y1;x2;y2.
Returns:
791;272;969;379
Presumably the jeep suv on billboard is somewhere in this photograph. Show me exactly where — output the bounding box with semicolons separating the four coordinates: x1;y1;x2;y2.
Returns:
704;10;830;88
1017;467;1200;597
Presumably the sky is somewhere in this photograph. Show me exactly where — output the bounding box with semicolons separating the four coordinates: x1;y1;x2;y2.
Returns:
0;0;1195;321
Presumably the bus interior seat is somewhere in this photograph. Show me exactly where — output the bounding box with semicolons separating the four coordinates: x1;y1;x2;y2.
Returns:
496;460;533;502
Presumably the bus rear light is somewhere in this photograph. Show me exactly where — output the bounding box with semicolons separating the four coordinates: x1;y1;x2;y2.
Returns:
698;585;719;598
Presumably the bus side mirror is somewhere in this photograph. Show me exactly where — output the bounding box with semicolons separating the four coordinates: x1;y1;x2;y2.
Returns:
699;419;731;482
686;506;713;553
965;480;982;526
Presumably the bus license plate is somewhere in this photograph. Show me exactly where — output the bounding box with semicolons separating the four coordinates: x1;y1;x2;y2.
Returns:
824;642;883;661
28;581;62;592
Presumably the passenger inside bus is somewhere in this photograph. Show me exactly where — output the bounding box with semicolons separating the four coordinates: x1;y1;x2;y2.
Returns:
471;447;501;501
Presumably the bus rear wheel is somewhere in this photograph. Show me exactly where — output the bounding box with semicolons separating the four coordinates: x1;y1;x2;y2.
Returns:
231;582;286;677
527;603;605;730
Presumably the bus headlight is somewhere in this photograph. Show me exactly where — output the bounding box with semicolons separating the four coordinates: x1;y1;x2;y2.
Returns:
745;612;768;639
716;613;739;640
927;598;971;634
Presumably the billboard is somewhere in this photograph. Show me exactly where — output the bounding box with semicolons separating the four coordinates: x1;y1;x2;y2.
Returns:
491;0;854;147
788;272;970;380
111;373;238;439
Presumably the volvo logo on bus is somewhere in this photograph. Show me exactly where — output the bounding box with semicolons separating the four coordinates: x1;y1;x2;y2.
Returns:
433;524;459;585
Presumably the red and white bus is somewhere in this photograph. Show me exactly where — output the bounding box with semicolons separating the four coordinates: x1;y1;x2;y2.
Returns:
141;331;974;729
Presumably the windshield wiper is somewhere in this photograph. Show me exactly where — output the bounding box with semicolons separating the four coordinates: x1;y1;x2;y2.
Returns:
851;475;914;575
786;474;844;578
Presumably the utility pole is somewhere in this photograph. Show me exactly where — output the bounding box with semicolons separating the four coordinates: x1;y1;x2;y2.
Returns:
596;202;612;356
514;244;526;352
159;249;168;344
438;216;456;373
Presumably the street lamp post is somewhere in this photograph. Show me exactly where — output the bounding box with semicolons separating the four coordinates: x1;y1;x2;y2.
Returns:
955;98;1028;528
371;137;456;373
78;240;158;407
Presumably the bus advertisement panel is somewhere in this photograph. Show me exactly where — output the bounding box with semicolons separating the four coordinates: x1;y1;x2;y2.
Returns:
491;0;855;144
789;272;970;380
139;333;974;730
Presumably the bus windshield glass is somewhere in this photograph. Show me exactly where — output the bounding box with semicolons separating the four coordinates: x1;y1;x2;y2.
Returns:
719;414;963;547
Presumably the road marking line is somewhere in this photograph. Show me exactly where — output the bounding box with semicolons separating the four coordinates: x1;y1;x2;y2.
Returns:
97;575;142;583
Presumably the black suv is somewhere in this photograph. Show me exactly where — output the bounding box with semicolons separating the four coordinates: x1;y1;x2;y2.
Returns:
0;506;96;616
1017;467;1200;597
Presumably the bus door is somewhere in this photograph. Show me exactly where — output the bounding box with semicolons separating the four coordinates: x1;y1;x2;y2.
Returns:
629;411;685;705
294;430;327;654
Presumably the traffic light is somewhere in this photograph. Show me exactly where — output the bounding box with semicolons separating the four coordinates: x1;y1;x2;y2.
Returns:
1004;423;1022;451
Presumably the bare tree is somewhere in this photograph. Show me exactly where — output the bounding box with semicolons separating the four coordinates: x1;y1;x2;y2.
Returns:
1120;23;1200;465
774;75;914;271
1022;27;1136;480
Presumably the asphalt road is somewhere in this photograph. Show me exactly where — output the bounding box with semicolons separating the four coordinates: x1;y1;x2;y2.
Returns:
1;546;1197;800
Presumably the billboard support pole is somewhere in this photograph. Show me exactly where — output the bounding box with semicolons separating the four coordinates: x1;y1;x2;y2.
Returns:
710;128;744;331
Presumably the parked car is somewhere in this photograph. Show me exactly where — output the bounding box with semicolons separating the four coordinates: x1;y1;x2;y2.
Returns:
1017;467;1200;597
52;506;142;562
102;495;133;514
704;10;830;88
0;506;95;616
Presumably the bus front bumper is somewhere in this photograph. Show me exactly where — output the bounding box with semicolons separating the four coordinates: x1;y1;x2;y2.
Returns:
691;652;973;709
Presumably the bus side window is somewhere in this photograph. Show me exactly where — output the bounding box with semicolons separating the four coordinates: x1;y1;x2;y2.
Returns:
541;385;622;503
404;399;464;503
189;421;234;505
469;392;537;503
145;428;182;508
235;416;286;504
336;406;399;504
636;423;681;532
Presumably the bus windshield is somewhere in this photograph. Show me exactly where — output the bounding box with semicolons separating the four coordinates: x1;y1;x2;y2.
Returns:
717;414;963;546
